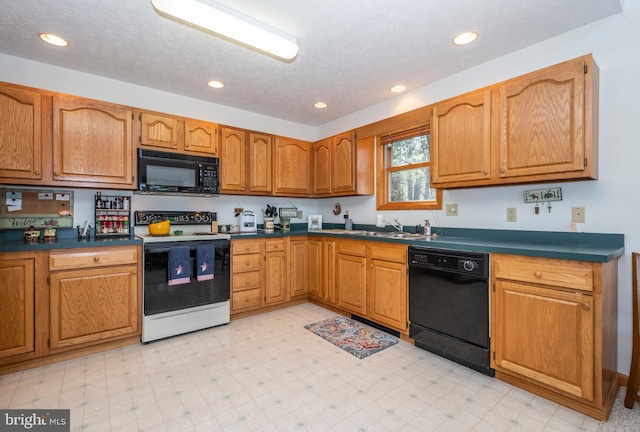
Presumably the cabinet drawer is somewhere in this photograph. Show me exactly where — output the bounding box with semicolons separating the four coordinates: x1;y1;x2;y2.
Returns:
232;240;263;255
265;238;286;252
233;271;261;291
337;240;366;256
368;243;407;263
232;253;262;273
232;289;262;310
493;254;594;292
49;246;138;271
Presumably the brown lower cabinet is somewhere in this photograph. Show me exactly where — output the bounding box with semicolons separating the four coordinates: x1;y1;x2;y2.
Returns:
491;253;619;420
0;246;141;375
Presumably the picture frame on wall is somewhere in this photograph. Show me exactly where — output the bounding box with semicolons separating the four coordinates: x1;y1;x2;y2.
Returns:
308;215;322;230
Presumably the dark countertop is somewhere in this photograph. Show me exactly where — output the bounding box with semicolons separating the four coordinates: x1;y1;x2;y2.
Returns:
2;225;624;262
0;229;142;252
229;224;624;263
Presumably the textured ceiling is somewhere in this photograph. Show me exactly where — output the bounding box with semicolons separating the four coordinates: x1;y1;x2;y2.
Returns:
0;0;622;126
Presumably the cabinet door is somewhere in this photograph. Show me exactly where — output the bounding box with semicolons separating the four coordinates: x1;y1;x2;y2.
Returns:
139;111;181;150
367;259;407;333
313;138;331;195
492;280;594;400
265;251;286;304
52;95;134;187
332;132;356;194
49;264;139;350
185;119;218;155
431;89;491;185
220;127;247;192
336;253;367;315
323;240;337;305
308;239;323;300
274;137;312;196
495;56;587;179
0;255;36;359
248;132;273;193
0;85;43;181
288;238;308;299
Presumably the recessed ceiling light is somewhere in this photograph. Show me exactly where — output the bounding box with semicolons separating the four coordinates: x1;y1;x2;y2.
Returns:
39;33;69;47
453;31;478;46
207;80;225;89
314;102;327;109
390;85;407;93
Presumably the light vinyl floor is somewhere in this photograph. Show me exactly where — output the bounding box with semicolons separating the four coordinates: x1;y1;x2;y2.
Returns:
1;303;639;431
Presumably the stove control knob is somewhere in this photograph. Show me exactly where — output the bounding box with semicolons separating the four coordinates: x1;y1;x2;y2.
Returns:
462;260;476;271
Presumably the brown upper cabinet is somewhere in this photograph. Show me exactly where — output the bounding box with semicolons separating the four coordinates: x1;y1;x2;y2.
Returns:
312;131;374;197
53;95;135;188
139;110;219;156
0;84;44;182
431;54;598;189
0;84;136;189
274;136;313;196
219;127;273;195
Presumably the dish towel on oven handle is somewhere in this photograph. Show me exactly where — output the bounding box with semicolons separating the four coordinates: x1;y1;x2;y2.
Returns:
168;246;191;286
196;243;215;281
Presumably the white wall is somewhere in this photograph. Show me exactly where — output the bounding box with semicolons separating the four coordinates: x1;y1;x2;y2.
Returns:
318;3;640;375
1;3;638;374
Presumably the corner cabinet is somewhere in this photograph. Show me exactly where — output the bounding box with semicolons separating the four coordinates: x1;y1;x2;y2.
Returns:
491;253;618;420
53;95;135;188
312;132;374;197
0;84;44;182
48;246;141;351
431;54;598;189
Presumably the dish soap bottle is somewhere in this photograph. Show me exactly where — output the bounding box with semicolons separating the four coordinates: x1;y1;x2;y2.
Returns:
424;219;432;236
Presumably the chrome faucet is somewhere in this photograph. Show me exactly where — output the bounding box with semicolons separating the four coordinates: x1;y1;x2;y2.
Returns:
383;219;403;232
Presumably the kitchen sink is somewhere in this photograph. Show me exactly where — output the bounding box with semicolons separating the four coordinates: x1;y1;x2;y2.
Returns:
312;229;428;239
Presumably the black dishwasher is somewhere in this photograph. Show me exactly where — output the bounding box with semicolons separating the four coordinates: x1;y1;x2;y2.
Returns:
408;246;494;376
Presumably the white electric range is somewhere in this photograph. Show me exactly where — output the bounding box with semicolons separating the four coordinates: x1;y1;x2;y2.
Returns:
135;211;231;342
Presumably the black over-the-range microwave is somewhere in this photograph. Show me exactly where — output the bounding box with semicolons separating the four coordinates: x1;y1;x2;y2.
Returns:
137;149;219;196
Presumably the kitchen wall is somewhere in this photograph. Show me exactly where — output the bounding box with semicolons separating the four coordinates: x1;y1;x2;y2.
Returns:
1;2;638;374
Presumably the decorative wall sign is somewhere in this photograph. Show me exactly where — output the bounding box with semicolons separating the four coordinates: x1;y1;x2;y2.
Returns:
523;187;562;204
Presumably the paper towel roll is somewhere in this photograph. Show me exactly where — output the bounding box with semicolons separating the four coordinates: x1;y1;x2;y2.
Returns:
376;214;384;227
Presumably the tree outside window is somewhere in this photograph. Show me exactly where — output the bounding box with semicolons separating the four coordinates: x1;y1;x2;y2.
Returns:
376;127;442;210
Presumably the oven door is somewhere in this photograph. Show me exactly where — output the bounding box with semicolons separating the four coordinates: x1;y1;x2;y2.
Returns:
143;240;230;316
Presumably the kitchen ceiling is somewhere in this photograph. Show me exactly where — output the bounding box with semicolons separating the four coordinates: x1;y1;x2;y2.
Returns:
0;0;622;127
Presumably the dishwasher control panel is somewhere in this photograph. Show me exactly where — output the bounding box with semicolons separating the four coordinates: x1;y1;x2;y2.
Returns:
408;247;488;276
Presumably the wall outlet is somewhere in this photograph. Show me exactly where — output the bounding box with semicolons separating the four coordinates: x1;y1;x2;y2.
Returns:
446;203;458;216
572;206;585;223
297;210;303;219
507;207;518;222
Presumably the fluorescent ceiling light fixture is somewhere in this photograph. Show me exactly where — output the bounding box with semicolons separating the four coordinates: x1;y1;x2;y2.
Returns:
314;102;327;109
453;31;478;46
39;33;69;47
207;80;224;88
151;0;299;61
389;84;407;93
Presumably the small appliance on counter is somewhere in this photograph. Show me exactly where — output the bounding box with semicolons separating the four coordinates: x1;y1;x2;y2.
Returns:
239;210;257;233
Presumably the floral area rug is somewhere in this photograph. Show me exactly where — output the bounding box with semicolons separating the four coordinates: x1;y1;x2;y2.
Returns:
304;316;398;359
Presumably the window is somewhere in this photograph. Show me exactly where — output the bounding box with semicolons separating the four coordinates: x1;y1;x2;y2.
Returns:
376;127;442;210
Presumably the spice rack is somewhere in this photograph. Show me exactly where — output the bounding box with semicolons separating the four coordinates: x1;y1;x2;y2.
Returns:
94;192;131;238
